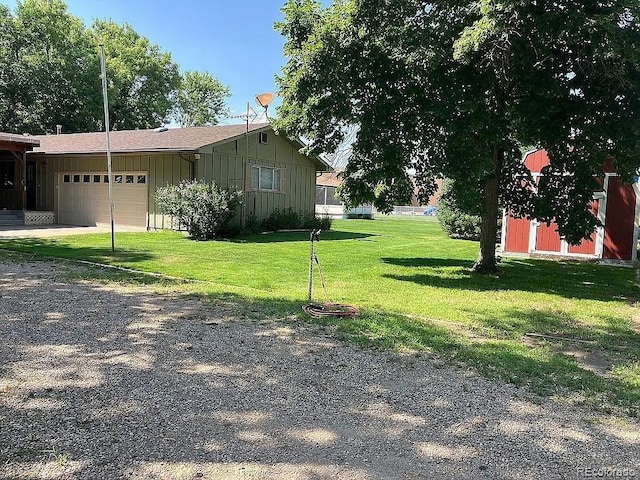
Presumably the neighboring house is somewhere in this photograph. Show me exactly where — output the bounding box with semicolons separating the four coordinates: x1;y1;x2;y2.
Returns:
393;177;443;216
315;171;373;218
415;178;444;208
0;124;331;228
502;149;639;261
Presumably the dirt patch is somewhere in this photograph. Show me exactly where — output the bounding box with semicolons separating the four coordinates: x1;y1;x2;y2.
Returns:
1;259;639;479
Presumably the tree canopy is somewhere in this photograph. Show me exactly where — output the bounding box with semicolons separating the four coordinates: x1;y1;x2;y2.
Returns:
275;0;640;272
173;70;230;127
0;0;230;134
90;19;181;131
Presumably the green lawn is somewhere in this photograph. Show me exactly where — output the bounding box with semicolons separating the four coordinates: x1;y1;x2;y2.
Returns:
2;216;639;415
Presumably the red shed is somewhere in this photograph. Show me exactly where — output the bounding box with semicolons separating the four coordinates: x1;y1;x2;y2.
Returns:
501;150;639;262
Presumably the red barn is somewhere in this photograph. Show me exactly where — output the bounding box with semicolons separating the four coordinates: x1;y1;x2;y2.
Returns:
501;150;639;262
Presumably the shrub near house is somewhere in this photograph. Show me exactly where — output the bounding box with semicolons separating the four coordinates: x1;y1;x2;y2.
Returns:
155;180;242;240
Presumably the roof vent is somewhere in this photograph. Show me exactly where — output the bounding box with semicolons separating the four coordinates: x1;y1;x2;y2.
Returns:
154;126;168;133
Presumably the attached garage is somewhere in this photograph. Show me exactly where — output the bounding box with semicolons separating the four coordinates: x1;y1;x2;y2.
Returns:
58;172;148;227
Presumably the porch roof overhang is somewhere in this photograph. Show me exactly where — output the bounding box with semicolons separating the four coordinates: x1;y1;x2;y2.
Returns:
0;133;40;153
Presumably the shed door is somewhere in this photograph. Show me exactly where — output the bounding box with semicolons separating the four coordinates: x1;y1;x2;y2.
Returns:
567;199;599;255
504;214;530;253
535;222;562;252
603;177;636;260
58;172;148;227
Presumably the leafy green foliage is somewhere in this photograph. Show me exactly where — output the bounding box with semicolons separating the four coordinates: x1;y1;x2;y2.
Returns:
275;0;640;272
438;180;482;240
90;20;180;131
0;0;98;133
0;1;229;134
173;70;230;127
154;180;242;240
258;207;332;232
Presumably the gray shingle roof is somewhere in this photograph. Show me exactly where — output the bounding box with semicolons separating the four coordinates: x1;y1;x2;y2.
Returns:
31;124;269;155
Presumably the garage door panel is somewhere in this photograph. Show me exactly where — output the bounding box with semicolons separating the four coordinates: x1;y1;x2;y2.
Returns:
59;172;148;227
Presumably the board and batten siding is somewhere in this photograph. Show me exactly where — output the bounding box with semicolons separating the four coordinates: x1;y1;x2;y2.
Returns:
32;128;323;229
33;152;193;229
196;130;317;223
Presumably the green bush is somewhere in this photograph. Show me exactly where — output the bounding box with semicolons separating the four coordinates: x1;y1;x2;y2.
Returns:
154;180;242;240
260;208;332;232
437;179;482;240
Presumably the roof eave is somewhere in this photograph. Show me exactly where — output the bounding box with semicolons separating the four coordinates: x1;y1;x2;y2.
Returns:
195;124;273;151
286;137;333;172
29;147;199;156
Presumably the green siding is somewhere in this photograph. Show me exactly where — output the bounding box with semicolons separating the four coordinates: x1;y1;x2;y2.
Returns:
30;127;325;229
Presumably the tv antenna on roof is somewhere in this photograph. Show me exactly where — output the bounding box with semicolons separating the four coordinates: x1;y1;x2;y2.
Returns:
228;93;274;126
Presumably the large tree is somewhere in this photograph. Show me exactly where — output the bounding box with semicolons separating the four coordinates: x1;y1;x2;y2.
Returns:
275;0;640;272
89;20;181;131
0;0;209;134
173;70;230;127
0;0;97;133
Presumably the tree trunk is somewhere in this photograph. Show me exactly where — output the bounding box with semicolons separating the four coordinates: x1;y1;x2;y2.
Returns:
472;148;502;274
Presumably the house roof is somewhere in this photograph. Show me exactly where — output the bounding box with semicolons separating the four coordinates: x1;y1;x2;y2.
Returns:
31;123;270;155
317;171;342;187
0;132;40;147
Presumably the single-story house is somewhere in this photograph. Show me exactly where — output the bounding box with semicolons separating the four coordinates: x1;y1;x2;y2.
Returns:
0;123;331;228
501;149;639;261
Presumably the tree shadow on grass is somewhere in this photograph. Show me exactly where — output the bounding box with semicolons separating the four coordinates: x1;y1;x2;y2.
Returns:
2;258;639;480
381;256;638;303
230;230;377;244
0;238;155;265
51;262;640;416
469;306;640;350
382;257;475;269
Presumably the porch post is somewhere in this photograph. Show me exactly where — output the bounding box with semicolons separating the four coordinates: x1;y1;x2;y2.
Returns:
22;151;26;211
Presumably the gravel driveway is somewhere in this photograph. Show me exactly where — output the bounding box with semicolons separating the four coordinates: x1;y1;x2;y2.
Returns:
1;259;639;480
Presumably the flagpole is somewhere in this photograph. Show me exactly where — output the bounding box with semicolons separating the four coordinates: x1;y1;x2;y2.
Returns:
99;43;115;252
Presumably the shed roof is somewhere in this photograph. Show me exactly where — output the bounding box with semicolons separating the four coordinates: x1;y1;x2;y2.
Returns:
31;124;269;155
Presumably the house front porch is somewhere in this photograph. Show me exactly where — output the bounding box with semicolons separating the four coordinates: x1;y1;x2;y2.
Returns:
0;133;41;215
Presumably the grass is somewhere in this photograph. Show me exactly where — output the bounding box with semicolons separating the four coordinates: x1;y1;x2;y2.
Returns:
1;216;639;415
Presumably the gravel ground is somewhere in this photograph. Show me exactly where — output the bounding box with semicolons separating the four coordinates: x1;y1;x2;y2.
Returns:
0;259;639;480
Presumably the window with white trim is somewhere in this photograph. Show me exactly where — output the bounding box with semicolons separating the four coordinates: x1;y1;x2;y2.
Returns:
252;166;281;191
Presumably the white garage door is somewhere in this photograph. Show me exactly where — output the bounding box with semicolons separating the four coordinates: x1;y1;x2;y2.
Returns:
58;172;148;227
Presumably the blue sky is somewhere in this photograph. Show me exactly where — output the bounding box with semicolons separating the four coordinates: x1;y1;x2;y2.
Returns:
4;0;305;122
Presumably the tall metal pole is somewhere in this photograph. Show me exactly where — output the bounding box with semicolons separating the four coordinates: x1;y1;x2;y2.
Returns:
308;231;315;303
99;43;115;252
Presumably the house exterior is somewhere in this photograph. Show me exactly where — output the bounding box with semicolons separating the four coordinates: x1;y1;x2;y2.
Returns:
17;123;330;229
315;171;373;218
501;149;639;261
